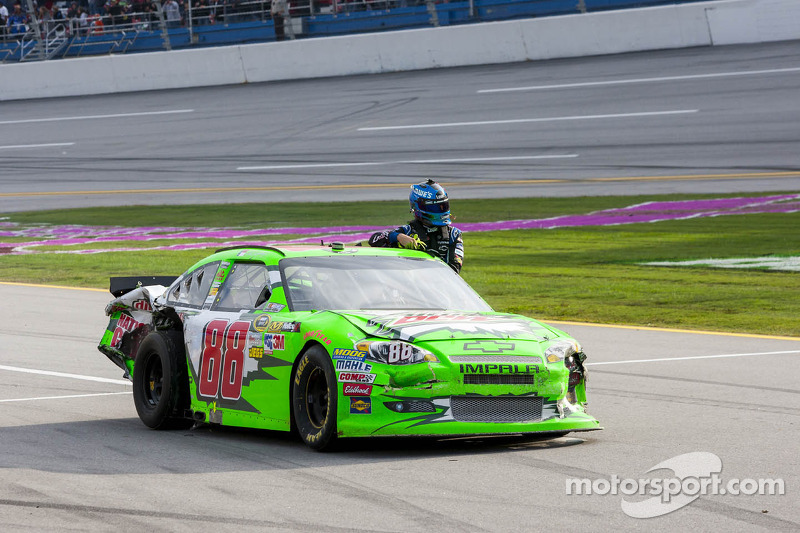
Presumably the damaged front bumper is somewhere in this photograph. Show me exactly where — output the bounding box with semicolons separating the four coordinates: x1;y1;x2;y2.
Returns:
336;353;601;437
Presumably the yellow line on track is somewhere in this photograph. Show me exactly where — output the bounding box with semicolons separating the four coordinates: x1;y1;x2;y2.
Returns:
587;171;800;182
0;181;561;197
0;281;796;340
0;281;107;293
1;171;799;198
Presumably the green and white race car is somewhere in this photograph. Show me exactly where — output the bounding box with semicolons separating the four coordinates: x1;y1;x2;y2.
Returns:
99;244;600;450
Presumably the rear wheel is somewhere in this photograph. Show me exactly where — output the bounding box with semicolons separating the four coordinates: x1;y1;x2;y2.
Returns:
292;346;337;450
133;330;192;430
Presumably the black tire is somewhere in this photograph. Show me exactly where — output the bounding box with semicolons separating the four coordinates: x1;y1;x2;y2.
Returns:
132;330;192;430
292;346;338;450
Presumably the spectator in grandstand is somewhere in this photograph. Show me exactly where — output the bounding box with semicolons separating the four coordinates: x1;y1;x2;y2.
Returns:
118;0;132;26
365;179;464;274
192;0;209;25
209;0;223;23
163;0;179;27
223;0;238;23
38;4;53;35
101;2;112;27
270;0;286;40
89;12;103;33
7;1;28;37
77;5;88;33
178;0;188;25
53;3;67;29
0;1;9;37
107;0;122;26
139;0;158;28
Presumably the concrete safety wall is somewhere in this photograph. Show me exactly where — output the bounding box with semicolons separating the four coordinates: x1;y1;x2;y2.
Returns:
705;0;800;45
1;0;799;101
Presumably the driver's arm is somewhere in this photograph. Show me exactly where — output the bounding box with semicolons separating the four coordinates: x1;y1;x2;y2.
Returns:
368;226;425;250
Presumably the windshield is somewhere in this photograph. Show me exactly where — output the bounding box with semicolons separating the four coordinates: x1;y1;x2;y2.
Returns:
280;255;492;312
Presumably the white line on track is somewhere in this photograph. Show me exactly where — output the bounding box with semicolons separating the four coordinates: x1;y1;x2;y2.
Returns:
0;365;131;386
0;109;194;126
357;110;698;131
0;391;132;403
237;154;578;170
477;66;800;93
0;142;75;150
2;350;796;390
585;349;800;366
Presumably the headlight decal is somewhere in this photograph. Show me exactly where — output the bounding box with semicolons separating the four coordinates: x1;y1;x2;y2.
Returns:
356;340;438;365
544;340;581;363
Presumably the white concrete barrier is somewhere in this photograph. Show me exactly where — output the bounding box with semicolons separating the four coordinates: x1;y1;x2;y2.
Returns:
706;0;800;45
107;46;247;91
242;5;712;84
519;4;712;60
1;0;798;101
0;45;246;100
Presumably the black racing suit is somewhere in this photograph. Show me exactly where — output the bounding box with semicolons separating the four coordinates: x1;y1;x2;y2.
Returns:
368;219;464;274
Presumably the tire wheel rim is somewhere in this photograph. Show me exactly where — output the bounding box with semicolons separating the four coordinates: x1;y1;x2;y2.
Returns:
143;352;163;408
305;366;328;429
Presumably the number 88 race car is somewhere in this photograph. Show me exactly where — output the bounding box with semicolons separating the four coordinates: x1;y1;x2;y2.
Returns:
98;244;600;450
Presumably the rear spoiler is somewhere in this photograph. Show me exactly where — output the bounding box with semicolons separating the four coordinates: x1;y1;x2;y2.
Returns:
109;276;179;297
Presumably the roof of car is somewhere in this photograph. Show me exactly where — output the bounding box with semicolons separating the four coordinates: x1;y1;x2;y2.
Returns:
186;243;431;272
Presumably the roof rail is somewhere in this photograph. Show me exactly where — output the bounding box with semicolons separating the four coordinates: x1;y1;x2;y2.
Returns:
214;245;286;256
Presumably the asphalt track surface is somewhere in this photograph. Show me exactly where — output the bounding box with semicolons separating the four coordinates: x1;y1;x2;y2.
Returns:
1;40;800;531
1;282;798;531
1;41;800;212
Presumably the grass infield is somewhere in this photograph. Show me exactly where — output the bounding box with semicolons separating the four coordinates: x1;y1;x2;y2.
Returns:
2;192;799;336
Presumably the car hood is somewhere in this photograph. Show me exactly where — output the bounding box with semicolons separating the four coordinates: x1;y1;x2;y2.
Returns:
338;311;560;343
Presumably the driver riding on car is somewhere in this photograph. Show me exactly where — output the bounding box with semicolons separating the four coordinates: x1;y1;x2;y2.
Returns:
367;179;464;274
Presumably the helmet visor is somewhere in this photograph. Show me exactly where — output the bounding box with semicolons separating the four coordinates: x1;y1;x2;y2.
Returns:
419;199;450;213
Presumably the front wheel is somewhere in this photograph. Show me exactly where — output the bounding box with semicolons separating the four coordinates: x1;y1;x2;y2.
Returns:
132;330;192;430
292;346;338;450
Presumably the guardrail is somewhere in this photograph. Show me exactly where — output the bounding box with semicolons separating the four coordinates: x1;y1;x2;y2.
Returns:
0;0;711;62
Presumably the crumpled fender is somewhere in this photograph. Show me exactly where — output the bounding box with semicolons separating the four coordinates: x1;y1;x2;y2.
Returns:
98;285;170;378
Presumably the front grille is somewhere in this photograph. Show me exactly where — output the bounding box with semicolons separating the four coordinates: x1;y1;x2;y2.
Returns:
404;401;436;413
463;374;536;385
450;396;543;423
449;356;542;364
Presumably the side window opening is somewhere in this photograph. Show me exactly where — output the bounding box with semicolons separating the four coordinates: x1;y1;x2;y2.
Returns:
170;283;181;302
213;262;271;311
254;285;272;308
166;261;219;308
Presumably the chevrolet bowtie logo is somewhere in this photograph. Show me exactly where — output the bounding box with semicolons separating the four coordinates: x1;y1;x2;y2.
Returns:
462;341;516;353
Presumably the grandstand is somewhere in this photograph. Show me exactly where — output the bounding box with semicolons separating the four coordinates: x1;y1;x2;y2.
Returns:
0;0;705;62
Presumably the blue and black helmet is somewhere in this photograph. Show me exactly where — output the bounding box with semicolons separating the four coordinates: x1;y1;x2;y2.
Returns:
409;179;451;226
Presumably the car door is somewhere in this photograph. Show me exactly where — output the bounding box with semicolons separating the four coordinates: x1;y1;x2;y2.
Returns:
182;260;292;419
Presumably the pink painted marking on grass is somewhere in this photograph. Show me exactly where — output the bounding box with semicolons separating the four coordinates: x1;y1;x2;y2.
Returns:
2;194;799;255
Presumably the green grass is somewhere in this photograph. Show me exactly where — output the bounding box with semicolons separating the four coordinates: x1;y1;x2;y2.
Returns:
2;193;749;227
2;193;799;336
465;216;800;336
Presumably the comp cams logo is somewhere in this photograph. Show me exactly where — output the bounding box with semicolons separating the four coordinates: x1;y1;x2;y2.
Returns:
566;452;785;518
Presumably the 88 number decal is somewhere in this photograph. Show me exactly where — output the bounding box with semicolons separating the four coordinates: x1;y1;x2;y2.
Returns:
198;319;250;400
388;342;415;364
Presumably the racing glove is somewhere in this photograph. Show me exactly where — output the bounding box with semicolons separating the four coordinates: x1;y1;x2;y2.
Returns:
399;234;426;251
